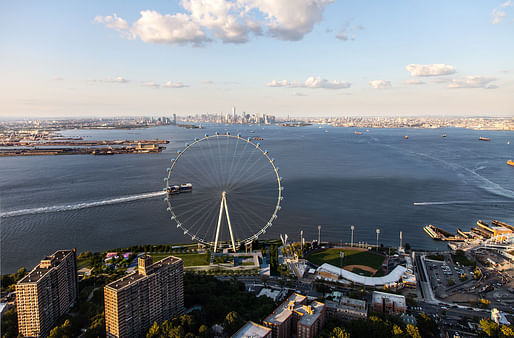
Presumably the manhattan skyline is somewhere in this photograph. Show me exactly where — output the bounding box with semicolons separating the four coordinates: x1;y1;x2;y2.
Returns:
1;0;513;117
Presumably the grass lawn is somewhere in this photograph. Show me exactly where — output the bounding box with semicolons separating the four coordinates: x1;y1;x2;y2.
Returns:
451;252;475;266
150;253;209;267
77;258;91;269
307;248;385;270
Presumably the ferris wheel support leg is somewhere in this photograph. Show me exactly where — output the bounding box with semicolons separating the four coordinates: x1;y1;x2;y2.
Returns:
214;196;225;253
223;195;237;253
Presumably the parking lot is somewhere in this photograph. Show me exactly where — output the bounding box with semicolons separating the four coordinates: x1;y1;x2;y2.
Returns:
424;254;474;299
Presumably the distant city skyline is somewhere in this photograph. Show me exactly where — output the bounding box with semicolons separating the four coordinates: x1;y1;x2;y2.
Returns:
1;1;513;118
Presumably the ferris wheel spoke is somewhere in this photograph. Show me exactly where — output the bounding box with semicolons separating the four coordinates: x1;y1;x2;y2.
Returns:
188;199;220;241
228;198;267;239
228;139;254;187
226;135;242;189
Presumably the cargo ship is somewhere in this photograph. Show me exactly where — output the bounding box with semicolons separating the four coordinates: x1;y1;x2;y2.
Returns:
167;183;192;194
479;137;490;141
507;160;514;167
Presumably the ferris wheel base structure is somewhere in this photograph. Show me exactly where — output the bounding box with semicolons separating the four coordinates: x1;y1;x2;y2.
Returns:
214;191;236;253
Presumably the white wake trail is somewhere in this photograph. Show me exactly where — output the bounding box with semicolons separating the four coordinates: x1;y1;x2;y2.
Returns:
0;191;166;218
413;200;512;206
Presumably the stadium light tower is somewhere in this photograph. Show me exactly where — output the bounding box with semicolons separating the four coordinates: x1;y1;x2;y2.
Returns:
350;225;355;247
318;225;321;245
376;228;381;251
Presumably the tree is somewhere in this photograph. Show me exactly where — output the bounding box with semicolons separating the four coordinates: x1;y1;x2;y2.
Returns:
500;325;514;337
406;324;421;338
224;311;244;336
0;307;18;338
392;324;403;336
416;313;438;338
146;322;161;338
198;324;209;338
480;319;499;337
330;327;351;338
48;319;73;338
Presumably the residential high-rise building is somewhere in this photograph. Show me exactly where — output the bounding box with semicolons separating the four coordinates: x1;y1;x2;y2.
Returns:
104;255;184;338
16;249;78;337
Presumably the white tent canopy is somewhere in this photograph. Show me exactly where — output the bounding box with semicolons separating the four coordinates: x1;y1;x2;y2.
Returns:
317;263;407;286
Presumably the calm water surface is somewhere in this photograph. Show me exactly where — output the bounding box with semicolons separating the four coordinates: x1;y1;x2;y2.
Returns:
1;125;513;273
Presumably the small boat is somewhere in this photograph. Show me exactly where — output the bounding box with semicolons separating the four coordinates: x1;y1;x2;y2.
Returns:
404;136;409;139
441;134;447;138
508;160;514;167
354;131;362;135
479;137;490;141
253;137;263;141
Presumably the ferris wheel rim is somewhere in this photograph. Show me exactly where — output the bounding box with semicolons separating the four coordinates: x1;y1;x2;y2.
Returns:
164;133;283;246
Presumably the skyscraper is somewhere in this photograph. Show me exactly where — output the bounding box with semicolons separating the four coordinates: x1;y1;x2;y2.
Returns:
104;255;184;338
16;249;78;337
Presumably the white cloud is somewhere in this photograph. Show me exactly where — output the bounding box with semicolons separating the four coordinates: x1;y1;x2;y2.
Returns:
94;13;129;31
162;81;189;88
369;80;392;89
203;80;214;84
266;79;290;87
492;1;513;24
406;64;456;77
266;76;351;89
292;92;307;96
95;0;333;45
447;76;497;89
141;81;160;88
131;10;209;45
405;79;425;85
103;77;129;83
245;0;334;41
52;76;64;81
335;20;362;41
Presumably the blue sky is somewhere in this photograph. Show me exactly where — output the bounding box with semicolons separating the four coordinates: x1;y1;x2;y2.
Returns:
0;0;513;117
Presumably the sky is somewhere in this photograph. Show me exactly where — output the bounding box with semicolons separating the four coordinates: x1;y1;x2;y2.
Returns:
0;0;513;118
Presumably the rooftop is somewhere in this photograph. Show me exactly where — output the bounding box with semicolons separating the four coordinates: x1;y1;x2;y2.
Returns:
18;250;73;284
232;321;271;338
372;291;406;304
297;301;325;327
264;293;306;324
106;255;181;290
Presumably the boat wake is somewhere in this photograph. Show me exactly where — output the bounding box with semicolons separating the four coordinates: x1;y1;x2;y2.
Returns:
0;191;166;218
413;200;512;206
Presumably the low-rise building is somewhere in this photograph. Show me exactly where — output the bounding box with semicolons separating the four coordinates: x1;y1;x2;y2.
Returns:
232;321;272;338
325;296;367;320
372;291;406;314
263;293;325;338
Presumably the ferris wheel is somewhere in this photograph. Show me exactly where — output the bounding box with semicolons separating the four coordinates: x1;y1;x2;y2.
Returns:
164;132;283;252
